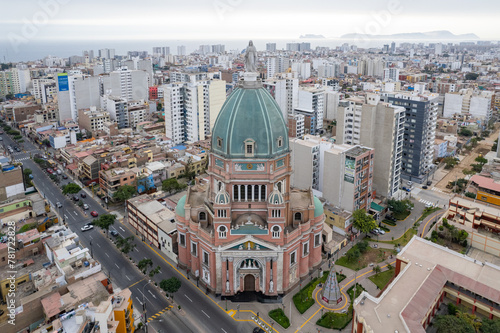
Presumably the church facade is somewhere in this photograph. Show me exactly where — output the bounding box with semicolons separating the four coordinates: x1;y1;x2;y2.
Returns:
175;72;324;296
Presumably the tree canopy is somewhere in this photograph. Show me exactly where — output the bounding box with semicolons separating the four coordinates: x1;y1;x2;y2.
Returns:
465;72;479;81
352;209;377;235
93;214;116;234
387;199;412;216
160;277;181;294
62;183;82;195
113;185;136;201
162;178;186;194
434;315;475;333
138;258;153;274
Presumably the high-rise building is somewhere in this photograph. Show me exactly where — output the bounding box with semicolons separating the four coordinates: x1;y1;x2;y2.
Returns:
175;73;324;296
102;68;150;101
56;73;101;121
384;91;439;183
0;68;30;97
383;67;400;82
266;43;276;52
163;74;226;144
177;45;186;56
294;86;325;135
99;48;115;59
337;100;405;198
443;88;493;121
390;41;396;54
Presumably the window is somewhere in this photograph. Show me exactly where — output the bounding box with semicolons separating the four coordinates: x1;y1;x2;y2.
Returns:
217;137;222;148
303;242;309;256
246;144;253;154
191;242;198;256
314;233;321;247
179;233;186;247
203;251;209;265
218;225;227;238
272;226;281;238
294;212;302;221
277;136;283;148
199;212;206;221
217;210;227;218
244;139;255;157
290;251;297;266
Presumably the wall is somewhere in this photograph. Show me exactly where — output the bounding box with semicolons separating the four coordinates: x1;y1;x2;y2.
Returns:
468;232;500;256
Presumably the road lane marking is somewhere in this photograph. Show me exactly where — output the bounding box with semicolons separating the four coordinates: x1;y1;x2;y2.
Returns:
119;227;125;232
221;329;228;333
105;253;110;257
148;290;157;299
115;263;120;268
184;294;193;302
126;275;131;281
73;210;78;216
89;235;93;240
202;310;210;318
135;297;143;305
96;243;101;247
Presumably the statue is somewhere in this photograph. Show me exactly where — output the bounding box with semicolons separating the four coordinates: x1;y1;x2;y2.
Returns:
244;40;258;72
226;280;230;292
269;280;274;293
239;245;243;250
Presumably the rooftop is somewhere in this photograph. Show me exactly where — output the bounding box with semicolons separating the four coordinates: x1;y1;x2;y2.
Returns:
354;236;500;333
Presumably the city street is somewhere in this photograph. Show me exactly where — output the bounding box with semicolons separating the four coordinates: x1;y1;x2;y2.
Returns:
4;132;253;333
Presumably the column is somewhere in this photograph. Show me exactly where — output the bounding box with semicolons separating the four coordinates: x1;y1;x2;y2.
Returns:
251;185;254;202
238;185;242;201
228;258;234;295
245;185;248;201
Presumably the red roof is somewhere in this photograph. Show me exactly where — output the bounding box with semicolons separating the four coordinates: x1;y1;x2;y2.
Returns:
471;175;500;192
66;163;78;170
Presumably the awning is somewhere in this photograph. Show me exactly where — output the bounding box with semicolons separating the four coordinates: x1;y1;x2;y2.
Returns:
370;201;384;212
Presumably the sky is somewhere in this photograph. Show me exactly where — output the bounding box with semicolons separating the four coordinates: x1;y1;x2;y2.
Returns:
0;0;499;42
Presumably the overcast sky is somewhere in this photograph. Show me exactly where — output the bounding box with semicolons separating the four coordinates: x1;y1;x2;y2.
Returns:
1;0;498;41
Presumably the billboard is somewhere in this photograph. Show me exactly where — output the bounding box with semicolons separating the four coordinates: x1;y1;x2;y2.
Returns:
58;73;69;92
344;156;355;183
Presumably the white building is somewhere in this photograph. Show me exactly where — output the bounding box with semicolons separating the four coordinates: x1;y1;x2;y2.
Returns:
56;73;101;121
383;67;400;82
337;99;405;198
443;88;493;120
102;68;150;101
295;86;325;135
263;73;299;119
291;62;311;79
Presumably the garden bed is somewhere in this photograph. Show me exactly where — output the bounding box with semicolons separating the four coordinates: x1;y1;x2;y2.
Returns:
293;272;345;314
268;308;290;328
336;246;395;271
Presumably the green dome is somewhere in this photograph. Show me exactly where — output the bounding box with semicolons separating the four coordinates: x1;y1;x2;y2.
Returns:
176;195;187;217
211;87;289;159
313;196;323;218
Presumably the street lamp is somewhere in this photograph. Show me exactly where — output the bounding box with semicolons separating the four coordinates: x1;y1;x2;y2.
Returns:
143;280;152;333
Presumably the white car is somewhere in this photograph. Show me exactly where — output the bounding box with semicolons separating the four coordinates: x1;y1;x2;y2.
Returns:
56;202;62;208
425;203;433;208
81;224;94;232
376;228;385;235
83;204;89;210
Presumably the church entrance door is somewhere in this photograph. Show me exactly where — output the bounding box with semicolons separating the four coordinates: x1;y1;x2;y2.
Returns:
244;274;255;291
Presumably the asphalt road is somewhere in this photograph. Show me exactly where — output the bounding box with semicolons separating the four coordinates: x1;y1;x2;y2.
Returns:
3;132;252;333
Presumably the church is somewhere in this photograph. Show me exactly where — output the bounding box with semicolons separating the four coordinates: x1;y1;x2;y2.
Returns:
175;48;324;297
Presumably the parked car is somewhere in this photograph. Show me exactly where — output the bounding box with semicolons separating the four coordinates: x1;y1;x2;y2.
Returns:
83;204;89;210
81;224;94;232
62;174;68;179
73;195;79;201
422;185;428;189
370;229;379;235
15;147;20;152
407;181;413;186
90;211;98;217
80;192;87;198
385;214;396;222
425;203;433;208
110;230;119;237
46;168;53;174
426;180;432;186
253;328;265;333
56;202;62;208
376;228;385;235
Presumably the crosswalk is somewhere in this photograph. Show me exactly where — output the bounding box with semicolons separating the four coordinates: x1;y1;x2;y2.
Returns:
431;187;443;193
14;157;30;161
419;198;435;206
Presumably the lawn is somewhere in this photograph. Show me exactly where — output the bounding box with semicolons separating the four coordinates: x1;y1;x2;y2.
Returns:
347;283;366;301
393;210;411;221
293;271;345;314
268;308;290;329
417;207;441;223
375;228;417;247
316;305;353;330
368;269;395;290
336;246;396;271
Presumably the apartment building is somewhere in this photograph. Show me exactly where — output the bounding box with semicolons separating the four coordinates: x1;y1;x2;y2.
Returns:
78;107;111;133
288;114;305;139
99;168;136;201
56;73;101;121
384;91;439;183
127;194;177;262
337;100;405;198
295;86;325;135
443;88;494;121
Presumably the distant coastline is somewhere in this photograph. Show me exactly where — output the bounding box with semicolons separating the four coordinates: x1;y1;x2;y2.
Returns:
340;30;480;40
300;34;325;39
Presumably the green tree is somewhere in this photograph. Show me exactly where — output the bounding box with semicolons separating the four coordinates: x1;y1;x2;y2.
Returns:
373;265;381;274
387;199;412;217
156;102;163;111
346;248;361;262
76;132;83;141
162;178;186;194
475;156;488;165
42;139;50;146
149;266;161;278
463;168;476;176
184;157;196;180
492;139;498;152
62;183;82;195
5;93;14;100
465;72;479;81
434;315;475;333
93;214;116;236
480;318;500;333
115;236;136;254
459;127;473;137
160;277;182;297
357;240;369;253
138;258;153;274
352;209;377;235
23;168;32;177
113;184;136;201
443;157;458;169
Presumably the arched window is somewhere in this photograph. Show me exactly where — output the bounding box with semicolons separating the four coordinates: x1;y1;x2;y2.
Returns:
294;212;302;221
276;181;282;193
199;212;206;221
244;139;255;157
272;225;281;238
217;137;222;148
277;136;283;148
218;181;223;192
218;225;227;238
